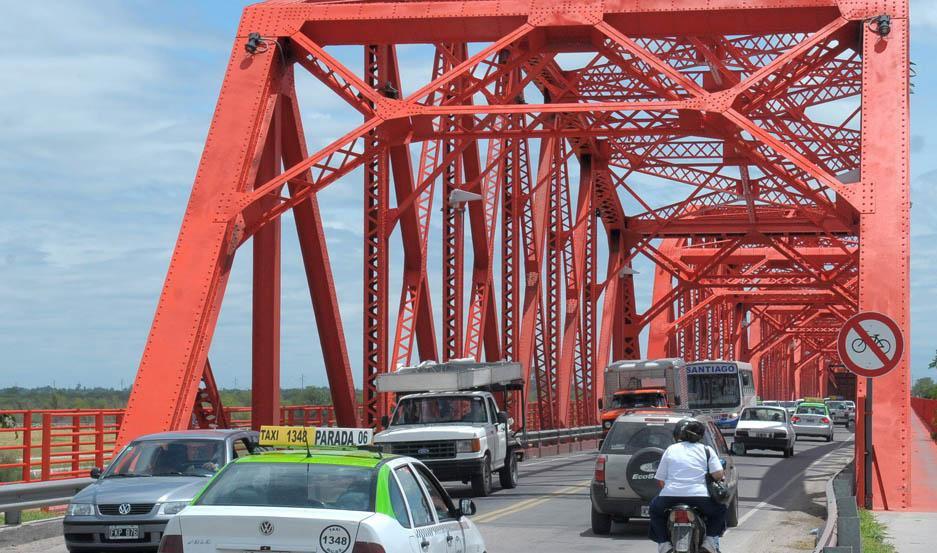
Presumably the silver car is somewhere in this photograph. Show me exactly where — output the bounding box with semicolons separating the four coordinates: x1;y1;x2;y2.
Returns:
64;429;260;552
589;410;740;535
791;403;834;441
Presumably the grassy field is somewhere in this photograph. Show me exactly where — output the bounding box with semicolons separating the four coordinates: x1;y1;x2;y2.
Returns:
0;507;65;525
860;509;897;553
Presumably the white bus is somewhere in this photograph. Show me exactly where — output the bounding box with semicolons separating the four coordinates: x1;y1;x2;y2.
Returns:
685;360;757;431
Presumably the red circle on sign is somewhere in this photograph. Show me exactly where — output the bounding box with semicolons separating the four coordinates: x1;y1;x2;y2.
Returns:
836;311;904;378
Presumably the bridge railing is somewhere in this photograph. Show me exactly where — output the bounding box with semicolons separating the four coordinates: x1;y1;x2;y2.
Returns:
0;409;123;485
911;397;937;437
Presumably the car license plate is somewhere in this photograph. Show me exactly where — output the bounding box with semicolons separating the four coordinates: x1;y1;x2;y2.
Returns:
641;505;650;517
108;526;139;540
754;432;770;438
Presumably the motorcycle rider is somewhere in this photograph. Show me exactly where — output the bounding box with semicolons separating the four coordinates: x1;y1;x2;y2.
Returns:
649;418;728;553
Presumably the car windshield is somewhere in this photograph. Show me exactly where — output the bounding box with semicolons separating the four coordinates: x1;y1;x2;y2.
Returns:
795;405;828;416
779;401;797;408
826;402;846;409
391;396;487;425
610;393;667;409
197;462;375;511
741;408;785;422
601;421;675;454
105;439;225;477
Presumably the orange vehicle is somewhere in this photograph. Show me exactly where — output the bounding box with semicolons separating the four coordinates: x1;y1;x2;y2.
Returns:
598;359;688;440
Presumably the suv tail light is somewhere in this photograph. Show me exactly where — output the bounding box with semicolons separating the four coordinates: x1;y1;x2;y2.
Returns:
821;417;831;424
594;455;607;483
158;535;183;553
353;542;385;553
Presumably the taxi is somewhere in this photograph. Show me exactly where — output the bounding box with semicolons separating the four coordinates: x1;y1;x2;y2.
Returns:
156;426;486;553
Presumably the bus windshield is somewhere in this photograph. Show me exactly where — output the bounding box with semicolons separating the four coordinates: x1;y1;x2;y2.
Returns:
687;374;741;409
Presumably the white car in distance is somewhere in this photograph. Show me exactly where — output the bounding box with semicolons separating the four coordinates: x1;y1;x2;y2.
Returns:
732;406;796;457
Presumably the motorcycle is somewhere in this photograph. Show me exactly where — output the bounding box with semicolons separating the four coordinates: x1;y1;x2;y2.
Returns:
666;504;707;553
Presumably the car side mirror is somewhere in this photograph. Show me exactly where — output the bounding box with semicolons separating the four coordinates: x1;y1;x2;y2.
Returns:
597;398;604;410
731;442;745;456
380;415;389;428
457;498;477;518
497;411;509;425
90;467;102;479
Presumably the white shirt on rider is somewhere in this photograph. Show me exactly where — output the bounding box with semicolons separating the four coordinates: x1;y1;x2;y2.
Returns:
654;441;722;497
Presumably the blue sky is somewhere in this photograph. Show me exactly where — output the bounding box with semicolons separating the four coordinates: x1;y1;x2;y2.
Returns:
2;0;936;391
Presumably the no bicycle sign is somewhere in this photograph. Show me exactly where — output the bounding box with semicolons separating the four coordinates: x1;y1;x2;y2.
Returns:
836;312;904;378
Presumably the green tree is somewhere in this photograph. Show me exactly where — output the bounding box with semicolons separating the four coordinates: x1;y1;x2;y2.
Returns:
912;377;937;399
930;350;937;371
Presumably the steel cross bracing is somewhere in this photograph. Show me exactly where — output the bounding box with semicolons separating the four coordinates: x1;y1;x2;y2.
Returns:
118;0;911;509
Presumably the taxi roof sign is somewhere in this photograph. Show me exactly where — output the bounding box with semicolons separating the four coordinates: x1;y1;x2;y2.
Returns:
259;426;374;449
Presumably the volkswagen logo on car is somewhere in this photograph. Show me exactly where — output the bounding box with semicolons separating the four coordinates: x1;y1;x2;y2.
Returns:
259;520;275;536
118;503;132;515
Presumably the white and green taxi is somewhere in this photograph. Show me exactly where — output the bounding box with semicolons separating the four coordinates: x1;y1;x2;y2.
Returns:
156;426;485;553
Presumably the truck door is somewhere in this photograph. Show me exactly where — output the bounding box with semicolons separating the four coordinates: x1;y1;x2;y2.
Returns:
486;397;505;468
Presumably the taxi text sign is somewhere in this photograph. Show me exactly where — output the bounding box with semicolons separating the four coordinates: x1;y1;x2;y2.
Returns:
259;426;373;448
836;312;904;378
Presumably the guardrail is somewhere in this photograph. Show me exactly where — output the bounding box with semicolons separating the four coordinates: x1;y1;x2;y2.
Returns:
0;478;92;526
911;397;937;437
814;458;859;553
0;410;123;485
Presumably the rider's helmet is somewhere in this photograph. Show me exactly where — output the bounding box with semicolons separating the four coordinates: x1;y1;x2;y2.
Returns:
673;418;706;443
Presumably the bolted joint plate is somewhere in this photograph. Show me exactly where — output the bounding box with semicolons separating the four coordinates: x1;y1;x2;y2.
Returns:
528;0;603;27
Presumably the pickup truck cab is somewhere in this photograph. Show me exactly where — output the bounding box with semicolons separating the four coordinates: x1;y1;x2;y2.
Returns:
374;390;518;497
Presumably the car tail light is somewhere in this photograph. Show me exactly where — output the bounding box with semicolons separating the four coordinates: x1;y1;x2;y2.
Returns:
821;417;831;424
158;535;183;553
352;543;385;553
594;455;607;483
672;510;692;523
791;416;800;423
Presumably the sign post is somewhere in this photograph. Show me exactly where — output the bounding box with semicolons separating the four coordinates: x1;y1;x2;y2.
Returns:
836;312;904;509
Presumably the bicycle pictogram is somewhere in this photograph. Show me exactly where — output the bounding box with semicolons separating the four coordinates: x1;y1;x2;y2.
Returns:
850;333;891;355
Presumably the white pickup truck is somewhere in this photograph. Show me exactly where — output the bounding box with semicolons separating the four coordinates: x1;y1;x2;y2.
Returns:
373;361;524;497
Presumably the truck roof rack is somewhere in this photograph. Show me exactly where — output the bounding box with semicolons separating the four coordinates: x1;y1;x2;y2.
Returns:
376;359;524;393
605;358;686;372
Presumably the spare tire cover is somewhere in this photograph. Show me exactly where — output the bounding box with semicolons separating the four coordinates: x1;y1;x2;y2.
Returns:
626;446;666;501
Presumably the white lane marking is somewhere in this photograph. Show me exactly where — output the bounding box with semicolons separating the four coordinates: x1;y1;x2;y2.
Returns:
730;435;853;530
519;452;594;468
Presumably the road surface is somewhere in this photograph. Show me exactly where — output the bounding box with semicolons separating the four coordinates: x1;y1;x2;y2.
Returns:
8;427;854;553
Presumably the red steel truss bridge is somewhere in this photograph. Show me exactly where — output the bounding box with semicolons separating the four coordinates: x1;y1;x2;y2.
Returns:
116;0;911;508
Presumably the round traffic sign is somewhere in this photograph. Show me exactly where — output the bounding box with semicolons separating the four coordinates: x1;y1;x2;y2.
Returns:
836;312;904;378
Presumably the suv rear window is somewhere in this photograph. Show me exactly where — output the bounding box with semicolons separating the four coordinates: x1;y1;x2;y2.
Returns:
601;421;675;454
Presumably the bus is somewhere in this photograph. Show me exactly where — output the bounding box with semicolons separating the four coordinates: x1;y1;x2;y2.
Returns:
685;360;757;431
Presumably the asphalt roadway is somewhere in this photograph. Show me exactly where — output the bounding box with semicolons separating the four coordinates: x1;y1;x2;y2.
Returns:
8;427;854;553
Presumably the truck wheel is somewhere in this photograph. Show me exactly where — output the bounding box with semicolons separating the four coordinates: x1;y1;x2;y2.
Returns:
591;506;612;535
472;455;493;497
727;494;739;528
499;450;518;489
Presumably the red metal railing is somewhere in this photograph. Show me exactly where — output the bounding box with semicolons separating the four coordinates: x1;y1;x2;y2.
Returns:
0;409;124;485
911;397;937;437
0;406;334;485
1;402;549;485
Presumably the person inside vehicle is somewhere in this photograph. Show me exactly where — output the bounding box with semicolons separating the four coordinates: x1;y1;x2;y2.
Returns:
648;418;728;553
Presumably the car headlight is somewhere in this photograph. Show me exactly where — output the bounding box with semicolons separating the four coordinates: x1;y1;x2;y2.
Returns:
66;503;95;516
730;412;739;419
603;421;613;429
158;501;189;516
456;438;481;453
